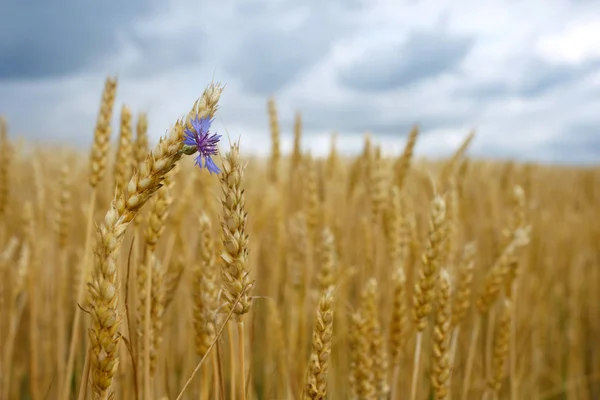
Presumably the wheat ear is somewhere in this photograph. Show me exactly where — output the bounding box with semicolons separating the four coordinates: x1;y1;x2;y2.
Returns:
62;76;117;400
486;299;512;400
393;125;419;191
390;266;408;399
305;287;335;400
267;97;281;183
411;194;446;400
193;213;219;357
55;164;72;397
0;117;11;220
349;311;375;399
114;105;133;192
449;242;476;396
219;139;254;400
431;269;453;400
291;112;303;170
317;227;336;292
363;278;390;399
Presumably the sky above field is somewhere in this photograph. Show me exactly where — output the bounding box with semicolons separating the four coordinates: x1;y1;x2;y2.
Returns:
1;0;600;164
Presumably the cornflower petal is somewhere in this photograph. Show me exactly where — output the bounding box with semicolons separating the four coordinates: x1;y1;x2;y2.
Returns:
183;129;197;146
204;156;221;175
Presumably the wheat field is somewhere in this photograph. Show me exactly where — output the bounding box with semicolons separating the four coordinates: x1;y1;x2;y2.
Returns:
0;78;598;400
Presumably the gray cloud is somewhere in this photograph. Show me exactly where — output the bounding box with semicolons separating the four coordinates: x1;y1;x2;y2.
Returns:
458;59;600;100
121;27;208;78
295;104;464;136
0;0;157;80
222;2;355;95
519;62;586;97
338;30;474;92
539;123;600;164
224;28;320;95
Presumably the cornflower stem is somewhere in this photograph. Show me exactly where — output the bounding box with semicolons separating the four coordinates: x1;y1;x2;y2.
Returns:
410;332;423;400
461;315;482;400
63;189;96;400
238;320;247;400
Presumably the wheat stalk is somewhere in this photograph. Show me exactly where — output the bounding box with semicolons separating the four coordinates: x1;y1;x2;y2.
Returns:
411;194;446;400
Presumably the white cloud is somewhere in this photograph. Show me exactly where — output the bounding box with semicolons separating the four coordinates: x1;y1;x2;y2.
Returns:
536;20;600;65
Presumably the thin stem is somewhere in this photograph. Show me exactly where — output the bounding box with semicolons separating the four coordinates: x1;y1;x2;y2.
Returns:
216;339;226;400
144;252;152;400
510;283;518;400
410;332;423;400
28;250;40;400
461;315;482;400
56;250;68;398
61;190;97;400
481;388;498;400
482;389;490;400
448;326;461;400
391;364;401;400
485;311;495;381
200;364;209;400
175;292;243;400
76;349;91;400
124;238;140;400
0;249;4;379
132;228;140;364
238;321;247;400
2;296;27;399
228;322;236;400
212;351;221;400
287;291;299;396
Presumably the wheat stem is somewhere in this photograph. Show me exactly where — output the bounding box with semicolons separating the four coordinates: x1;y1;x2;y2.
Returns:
461;315;481;400
77;349;91;400
228;322;236;400
176;292;243;400
144;257;152;400
238;321;247;400
410;332;423;400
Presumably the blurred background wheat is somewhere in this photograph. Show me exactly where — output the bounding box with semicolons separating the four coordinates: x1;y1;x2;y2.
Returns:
0;76;598;400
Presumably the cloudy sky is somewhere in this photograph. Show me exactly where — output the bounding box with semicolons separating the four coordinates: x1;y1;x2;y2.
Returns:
1;0;600;164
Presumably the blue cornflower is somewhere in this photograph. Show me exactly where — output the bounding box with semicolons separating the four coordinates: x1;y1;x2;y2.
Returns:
183;115;222;174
